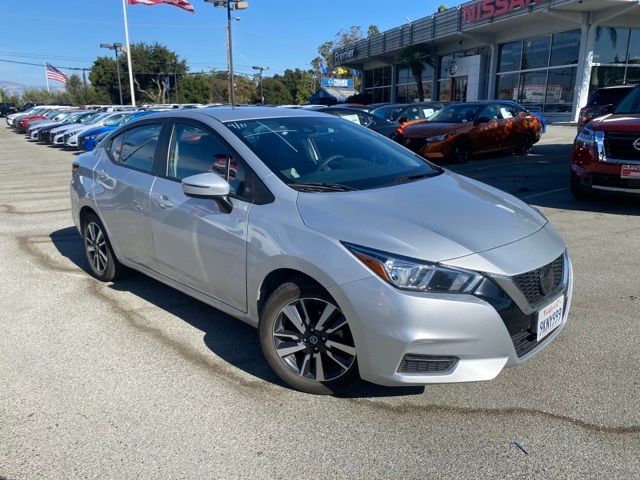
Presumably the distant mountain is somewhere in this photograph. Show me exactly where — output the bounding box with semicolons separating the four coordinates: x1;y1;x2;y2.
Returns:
0;80;65;96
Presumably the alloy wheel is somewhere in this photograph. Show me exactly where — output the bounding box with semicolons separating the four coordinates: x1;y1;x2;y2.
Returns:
272;298;356;382
85;222;108;273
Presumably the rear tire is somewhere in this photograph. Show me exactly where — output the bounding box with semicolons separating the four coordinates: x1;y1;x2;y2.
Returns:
82;213;125;282
515;132;535;155
259;281;358;395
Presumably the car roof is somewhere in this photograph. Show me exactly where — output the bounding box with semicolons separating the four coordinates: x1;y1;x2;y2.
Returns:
143;106;329;122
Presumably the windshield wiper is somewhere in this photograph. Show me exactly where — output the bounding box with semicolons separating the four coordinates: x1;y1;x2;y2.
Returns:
393;172;438;184
289;182;356;192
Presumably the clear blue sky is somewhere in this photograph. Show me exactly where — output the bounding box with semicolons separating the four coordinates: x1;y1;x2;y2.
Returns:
0;0;444;87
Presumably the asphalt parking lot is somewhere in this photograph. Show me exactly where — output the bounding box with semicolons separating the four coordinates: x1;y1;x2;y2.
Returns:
1;125;639;479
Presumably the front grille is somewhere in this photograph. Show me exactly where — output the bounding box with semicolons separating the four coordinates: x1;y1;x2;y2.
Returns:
604;132;640;161
512;255;564;306
397;354;458;374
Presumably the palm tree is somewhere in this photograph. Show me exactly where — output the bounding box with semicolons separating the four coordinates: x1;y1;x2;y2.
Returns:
398;46;430;101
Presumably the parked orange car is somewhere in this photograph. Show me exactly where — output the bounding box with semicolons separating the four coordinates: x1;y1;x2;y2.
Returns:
400;101;543;163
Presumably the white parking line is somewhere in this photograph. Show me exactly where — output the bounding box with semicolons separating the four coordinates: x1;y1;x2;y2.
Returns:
521;187;569;200
537;137;565;143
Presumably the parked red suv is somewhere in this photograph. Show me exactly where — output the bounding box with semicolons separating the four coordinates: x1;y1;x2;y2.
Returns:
571;85;640;198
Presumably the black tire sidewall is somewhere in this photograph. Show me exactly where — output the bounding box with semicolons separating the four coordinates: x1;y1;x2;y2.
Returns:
259;282;358;395
82;213;119;282
451;141;470;163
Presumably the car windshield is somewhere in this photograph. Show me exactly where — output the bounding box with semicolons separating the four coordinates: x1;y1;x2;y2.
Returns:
371;105;405;121
225;116;441;191
80;113;101;124
613;86;640;114
427;104;481;123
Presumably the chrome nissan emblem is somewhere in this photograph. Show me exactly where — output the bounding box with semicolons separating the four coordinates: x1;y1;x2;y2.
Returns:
633;138;640;151
540;266;555;296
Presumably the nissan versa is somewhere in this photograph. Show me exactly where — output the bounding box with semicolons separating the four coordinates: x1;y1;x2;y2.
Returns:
70;107;573;394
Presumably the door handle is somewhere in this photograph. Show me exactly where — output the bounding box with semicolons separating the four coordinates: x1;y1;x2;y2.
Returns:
152;194;174;209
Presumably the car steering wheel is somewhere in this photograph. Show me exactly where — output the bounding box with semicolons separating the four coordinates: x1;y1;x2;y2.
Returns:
317;154;346;171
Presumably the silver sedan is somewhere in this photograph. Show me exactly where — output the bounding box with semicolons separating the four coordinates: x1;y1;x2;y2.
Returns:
70;107;573;394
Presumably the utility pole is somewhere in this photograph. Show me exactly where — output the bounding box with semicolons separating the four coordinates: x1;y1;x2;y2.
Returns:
252;66;269;104
100;43;124;105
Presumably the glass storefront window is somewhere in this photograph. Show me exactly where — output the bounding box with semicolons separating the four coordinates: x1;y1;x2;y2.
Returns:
517;70;548;111
521;36;551;70
550;29;580;66
627;30;640;65
498;41;522;73
593;27;630;64
545;67;577;112
422;62;435;80
496;73;519;100
438;80;451;102
625;67;640;85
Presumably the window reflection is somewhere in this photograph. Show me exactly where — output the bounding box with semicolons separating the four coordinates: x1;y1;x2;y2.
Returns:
593;27;630;64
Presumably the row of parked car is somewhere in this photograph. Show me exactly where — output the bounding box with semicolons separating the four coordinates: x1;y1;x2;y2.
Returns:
5;104;182;151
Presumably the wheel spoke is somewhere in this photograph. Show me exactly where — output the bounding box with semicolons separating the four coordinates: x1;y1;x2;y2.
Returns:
314;303;336;332
273;330;301;341
299;353;311;376
282;305;306;334
87;223;96;242
325;351;349;371
324;317;347;334
95;229;104;244
276;342;306;358
326;339;356;356
314;353;325;381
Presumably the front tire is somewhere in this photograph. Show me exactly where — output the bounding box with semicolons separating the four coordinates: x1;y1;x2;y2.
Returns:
450;140;471;163
570;171;597;200
515;131;535;155
82;213;125;282
259;282;358;395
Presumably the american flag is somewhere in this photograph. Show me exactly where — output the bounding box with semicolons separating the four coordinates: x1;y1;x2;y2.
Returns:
128;0;195;13
46;63;68;83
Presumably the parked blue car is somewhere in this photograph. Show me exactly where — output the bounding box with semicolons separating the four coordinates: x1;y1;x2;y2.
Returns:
79;111;155;151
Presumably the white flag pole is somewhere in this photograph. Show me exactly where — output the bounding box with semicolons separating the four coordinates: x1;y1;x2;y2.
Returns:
44;61;50;93
121;0;137;106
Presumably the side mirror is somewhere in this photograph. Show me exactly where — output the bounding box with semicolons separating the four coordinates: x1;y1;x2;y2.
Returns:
182;172;233;213
475;116;491;125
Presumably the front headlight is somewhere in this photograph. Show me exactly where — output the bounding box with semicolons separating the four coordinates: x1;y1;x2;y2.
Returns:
576;126;595;146
426;133;450;143
344;243;483;293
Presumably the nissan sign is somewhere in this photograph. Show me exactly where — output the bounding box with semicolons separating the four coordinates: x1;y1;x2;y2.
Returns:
462;0;545;23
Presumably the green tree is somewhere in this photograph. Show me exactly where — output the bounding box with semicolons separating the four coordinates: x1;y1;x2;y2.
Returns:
64;74;85;104
178;73;213;103
437;4;448;12
260;77;292;105
367;25;381;37
398;46;432;102
281;69;315;104
89;42;187;104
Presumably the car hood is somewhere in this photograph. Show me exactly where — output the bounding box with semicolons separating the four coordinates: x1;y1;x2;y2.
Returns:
589;113;640;132
51;124;80;134
296;172;547;263
402;122;468;139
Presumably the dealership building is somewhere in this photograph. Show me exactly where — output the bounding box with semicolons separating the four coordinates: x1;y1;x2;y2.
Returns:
333;0;640;121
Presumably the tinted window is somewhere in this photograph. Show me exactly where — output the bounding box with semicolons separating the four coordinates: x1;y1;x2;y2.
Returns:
428;104;480;123
168;123;246;197
614;86;640;114
478;104;500;120
401;106;422;121
589;87;634;106
225;117;440;191
111;124;161;173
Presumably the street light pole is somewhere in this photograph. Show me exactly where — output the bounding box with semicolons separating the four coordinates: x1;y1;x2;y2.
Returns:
100;43;124;105
252;66;269;104
206;0;249;108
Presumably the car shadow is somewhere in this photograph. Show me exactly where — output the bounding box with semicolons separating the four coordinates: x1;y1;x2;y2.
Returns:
49;227;424;398
448;143;640;216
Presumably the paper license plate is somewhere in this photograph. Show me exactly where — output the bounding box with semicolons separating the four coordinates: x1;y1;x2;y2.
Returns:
621;165;640;179
536;296;564;342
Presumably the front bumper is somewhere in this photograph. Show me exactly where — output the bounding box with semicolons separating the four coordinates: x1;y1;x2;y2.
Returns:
329;246;573;386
